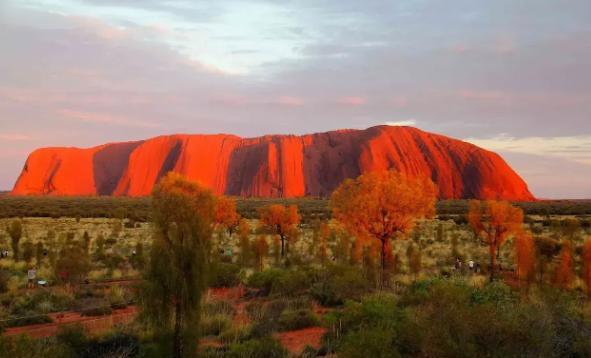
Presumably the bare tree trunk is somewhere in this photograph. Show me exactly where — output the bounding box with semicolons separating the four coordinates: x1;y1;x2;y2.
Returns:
280;235;285;258
380;238;387;289
173;300;183;358
489;245;496;282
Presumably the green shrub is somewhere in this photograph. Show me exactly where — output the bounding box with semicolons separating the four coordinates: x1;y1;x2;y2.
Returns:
10;290;73;315
203;299;236;316
310;265;371;306
247;269;284;294
338;326;400;358
6;313;53;327
470;281;515;305
228;337;288;358
80;305;112;317
0;269;9;294
56;324;87;353
209;262;242;288
219;324;251;345
201;314;232;337
0;335;71;357
245;301;266;322
324;294;421;356
278;309;319;331
248;300;286;338
270;270;312;297
108;285;128;309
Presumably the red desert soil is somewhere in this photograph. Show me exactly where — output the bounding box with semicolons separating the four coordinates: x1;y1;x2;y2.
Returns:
3;306;137;339
4;285;329;356
12;125;534;200
275;327;327;355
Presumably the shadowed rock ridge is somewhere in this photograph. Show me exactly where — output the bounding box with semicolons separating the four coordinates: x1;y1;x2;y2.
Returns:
11;126;535;200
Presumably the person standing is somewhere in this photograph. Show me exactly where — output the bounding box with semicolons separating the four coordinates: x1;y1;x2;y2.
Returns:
27;267;37;289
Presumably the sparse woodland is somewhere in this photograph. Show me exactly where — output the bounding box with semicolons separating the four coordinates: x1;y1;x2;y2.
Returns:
0;173;591;357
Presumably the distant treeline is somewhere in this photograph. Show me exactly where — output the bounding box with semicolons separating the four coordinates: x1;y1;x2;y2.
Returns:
0;195;590;223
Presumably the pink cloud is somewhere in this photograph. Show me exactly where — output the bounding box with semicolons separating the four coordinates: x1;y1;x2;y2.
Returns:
337;96;367;106
0;87;68;104
495;37;517;55
451;43;469;54
0;133;33;141
209;94;250;106
275;96;305;107
458;90;508;101
59;109;161;128
389;96;409;108
69;16;128;41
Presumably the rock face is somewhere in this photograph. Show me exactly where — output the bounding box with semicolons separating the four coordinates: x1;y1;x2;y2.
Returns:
11;126;535;200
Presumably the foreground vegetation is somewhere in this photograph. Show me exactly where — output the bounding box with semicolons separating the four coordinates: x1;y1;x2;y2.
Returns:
1;174;591;357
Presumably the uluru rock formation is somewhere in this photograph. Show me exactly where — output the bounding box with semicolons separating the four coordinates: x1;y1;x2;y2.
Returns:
11;126;535;200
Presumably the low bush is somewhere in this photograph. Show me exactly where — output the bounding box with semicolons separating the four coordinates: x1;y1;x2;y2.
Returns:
56;324;140;358
5;313;53;328
9;290;73;316
108;285;128;309
209;262;242;288
247;269;313;297
310;265;371;306
228;337;288;358
219;324;251;345
204;299;235;315
0;335;71;357
247;269;284;295
278;309;319;331
201;314;232;337
325;279;591;358
80;305;112;317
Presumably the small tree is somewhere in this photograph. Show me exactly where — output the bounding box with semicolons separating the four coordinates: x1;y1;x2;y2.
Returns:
6;220;23;261
534;236;561;283
35;242;45;265
82;231;91;255
253;236;269;272
467;200;524;282
237;219;251;267
21;241;35;263
140;173;216;358
583;239;591;298
55;242;91;284
131;242;145;271
214;196;241;242
140;172;215;358
330;171;436;288
514;230;535;288
406;243;422;281
317;222;330;266
258;204;300;259
93;234;106;263
554;240;574;289
272;236;281;265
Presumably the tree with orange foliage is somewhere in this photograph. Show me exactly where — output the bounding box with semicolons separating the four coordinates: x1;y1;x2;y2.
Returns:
583;239;591;298
237;219;251;266
253;235;269;272
467;200;524;282
330;170;436;287
214;196;241;239
258;204;300;258
514;230;535;287
317;221;330;266
554;240;574;289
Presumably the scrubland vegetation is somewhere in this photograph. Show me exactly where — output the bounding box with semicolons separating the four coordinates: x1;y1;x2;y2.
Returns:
0;174;591;357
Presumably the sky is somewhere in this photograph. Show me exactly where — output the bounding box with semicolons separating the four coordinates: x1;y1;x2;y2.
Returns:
0;0;590;198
